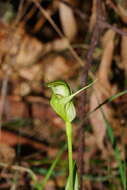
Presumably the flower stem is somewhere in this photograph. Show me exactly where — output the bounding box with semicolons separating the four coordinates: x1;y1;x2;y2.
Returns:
66;121;73;190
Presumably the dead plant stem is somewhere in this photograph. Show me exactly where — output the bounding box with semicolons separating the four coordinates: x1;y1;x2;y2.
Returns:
78;1;104;189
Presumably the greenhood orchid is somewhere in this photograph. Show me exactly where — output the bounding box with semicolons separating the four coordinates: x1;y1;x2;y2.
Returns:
47;80;95;190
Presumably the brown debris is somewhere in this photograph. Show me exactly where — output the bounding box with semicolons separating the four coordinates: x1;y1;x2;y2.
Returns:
0;143;15;164
90;30;116;151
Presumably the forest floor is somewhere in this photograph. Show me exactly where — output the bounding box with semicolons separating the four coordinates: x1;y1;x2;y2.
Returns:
0;0;127;190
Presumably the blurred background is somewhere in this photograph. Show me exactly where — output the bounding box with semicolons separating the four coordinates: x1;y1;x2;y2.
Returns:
0;0;127;189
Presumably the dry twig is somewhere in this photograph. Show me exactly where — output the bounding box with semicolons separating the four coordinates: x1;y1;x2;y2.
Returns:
78;0;105;189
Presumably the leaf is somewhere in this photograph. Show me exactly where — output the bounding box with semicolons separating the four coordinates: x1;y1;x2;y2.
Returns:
89;30;115;151
65;176;70;190
40;144;67;190
65;162;79;190
74;172;79;190
59;2;77;41
117;4;127;24
65;172;79;190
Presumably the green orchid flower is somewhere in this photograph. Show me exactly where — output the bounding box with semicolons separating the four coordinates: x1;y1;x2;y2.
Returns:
47;80;76;122
47;80;95;122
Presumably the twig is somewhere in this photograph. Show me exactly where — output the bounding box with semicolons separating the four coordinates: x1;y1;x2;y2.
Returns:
0;162;37;182
78;0;104;189
0;70;10;139
14;0;25;25
100;21;127;36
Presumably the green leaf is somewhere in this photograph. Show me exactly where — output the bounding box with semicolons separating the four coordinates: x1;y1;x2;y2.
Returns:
74;172;79;190
65;162;79;190
65;176;71;190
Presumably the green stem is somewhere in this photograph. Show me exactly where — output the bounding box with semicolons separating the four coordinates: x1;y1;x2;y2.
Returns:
66;121;73;190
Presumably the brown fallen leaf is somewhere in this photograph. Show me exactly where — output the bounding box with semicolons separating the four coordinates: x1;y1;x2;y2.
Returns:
84;133;98;172
45;38;69;52
59;1;77;41
0;130;48;151
19;64;43;81
90;30;116;151
0;22;43;70
16;34;43;67
117;3;127;24
44;55;70;82
43;55;79;82
0;143;15;164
